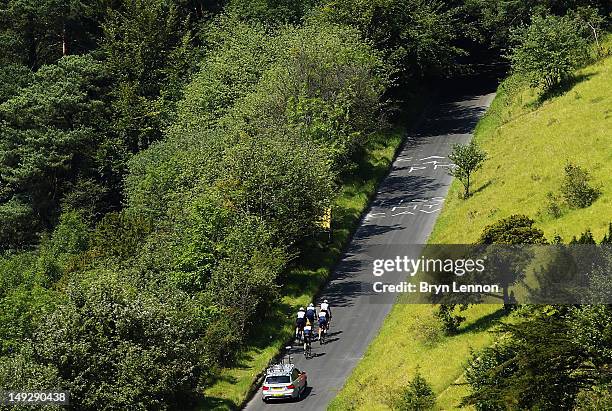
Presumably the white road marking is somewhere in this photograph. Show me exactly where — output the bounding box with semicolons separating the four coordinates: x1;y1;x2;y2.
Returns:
419;208;442;214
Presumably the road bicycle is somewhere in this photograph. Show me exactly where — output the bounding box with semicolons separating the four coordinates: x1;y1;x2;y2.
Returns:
319;324;327;345
295;328;304;344
303;335;312;359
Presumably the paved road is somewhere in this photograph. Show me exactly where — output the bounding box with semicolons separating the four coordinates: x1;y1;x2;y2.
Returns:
244;78;497;411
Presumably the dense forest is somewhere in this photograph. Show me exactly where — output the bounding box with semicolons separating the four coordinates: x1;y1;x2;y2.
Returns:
0;0;610;409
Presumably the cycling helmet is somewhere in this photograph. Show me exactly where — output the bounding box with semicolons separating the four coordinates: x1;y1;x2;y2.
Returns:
323;299;328;303
299;307;305;311
308;303;314;307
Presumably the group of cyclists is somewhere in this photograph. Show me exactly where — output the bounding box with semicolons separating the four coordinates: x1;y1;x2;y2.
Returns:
294;300;332;357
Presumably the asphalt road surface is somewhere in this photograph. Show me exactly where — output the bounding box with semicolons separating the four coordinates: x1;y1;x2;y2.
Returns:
244;78;497;411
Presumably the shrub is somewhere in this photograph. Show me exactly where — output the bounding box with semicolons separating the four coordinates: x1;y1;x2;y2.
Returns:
21;272;208;410
435;304;466;335
478;215;546;245
601;223;612;244
396;369;436;410
0;348;60;394
544;192;563;218
414;313;444;346
575;384;612;411
560;163;600;208
569;229;596;244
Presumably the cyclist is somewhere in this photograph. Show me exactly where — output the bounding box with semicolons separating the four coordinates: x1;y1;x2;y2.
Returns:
303;319;313;356
317;308;328;344
305;303;316;325
320;299;332;325
295;307;306;342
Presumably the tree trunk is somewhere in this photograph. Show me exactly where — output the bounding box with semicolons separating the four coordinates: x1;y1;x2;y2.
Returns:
62;23;68;56
26;15;37;68
589;23;601;56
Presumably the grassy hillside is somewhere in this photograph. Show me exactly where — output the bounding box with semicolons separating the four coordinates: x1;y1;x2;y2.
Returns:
430;48;612;244
330;44;612;410
328;304;501;410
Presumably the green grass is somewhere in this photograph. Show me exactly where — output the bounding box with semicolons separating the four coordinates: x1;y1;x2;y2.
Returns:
328;304;502;410
430;50;612;244
331;42;612;410
201;128;404;410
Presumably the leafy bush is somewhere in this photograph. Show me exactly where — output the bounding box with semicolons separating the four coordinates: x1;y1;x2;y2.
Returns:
560;163;600;208
413;313;444;346
14;272;209;410
435;304;466;335
0;285;61;355
569;229;596;244
396;369;436;410
575;384;612;410
509;14;589;92
544;191;563;218
479;215;547;245
0;348;60;395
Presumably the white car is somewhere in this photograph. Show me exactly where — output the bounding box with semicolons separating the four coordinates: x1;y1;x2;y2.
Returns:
261;363;307;402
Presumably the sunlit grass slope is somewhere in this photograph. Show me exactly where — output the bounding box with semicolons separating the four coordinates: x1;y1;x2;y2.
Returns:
430;49;612;244
329;304;501;410
331;43;611;410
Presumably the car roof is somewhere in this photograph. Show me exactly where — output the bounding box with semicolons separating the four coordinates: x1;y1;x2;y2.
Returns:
265;363;296;376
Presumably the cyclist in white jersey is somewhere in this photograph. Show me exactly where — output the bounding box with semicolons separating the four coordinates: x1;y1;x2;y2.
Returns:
317;308;328;343
303;320;313;353
320;299;332;324
295;307;306;340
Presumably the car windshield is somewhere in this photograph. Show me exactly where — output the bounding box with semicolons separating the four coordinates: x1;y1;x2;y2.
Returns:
266;375;291;384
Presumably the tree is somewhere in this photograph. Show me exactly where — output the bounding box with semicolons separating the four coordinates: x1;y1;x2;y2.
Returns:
175;17;277;133
0;55;109;248
0;0;107;68
508;13;589;92
219;133;336;245
229;21;387;167
225;0;318;25
464;305;612;410
102;0;200;153
396;369;436;410
571;6;607;57
448;141;487;198
478;215;546;306
601;223;612;244
17;272;209;410
315;0;466;84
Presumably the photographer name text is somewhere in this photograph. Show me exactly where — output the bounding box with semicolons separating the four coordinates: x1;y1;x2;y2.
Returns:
373;281;500;294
